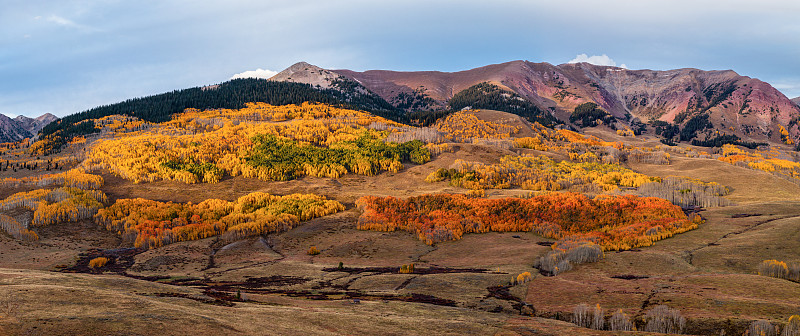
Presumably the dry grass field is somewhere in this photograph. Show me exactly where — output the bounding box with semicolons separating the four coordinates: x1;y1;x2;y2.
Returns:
1;110;799;335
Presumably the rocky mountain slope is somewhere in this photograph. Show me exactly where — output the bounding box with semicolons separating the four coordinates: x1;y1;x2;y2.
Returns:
271;61;800;143
792;96;800;106
0;113;57;142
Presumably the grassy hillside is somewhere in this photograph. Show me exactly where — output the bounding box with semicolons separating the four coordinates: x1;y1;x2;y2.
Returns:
3;103;800;335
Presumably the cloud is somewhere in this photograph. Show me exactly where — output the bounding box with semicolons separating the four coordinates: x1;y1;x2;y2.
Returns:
772;82;799;90
568;54;627;68
770;80;800;98
39;14;99;32
230;68;278;80
46;15;79;27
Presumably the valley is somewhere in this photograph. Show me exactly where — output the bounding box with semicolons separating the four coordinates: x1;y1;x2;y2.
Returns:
1;64;800;335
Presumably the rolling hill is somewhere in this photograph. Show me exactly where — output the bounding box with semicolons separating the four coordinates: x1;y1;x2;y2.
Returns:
3;60;800;336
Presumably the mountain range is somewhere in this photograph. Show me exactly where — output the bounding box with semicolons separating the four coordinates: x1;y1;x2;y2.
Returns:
271;61;800;144
0;113;58;143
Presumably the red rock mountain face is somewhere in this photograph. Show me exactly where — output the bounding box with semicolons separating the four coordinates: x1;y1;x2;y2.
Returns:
272;61;800;142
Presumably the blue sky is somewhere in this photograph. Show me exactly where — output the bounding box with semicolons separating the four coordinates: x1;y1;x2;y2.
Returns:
2;0;799;117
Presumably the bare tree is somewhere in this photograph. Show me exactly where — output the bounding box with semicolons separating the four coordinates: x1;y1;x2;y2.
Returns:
784;315;800;336
636;176;731;208
788;262;800;282
644;305;686;334
591;303;605;330
609;309;634;331
759;260;789;279
747;320;778;336
573;303;591;328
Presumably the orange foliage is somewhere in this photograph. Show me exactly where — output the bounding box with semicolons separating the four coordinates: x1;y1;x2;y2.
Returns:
95;192;344;249
356;192;697;250
399;263;415;274
89;257;109;269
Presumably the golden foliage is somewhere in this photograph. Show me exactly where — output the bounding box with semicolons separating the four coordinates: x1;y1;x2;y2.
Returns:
307;246;321;255
0;214;38;241
514;123;676;167
428;154;658;192
0;187;107;233
785;315;800;336
89;257;109;269
434;111;519;141
82;103;432;184
0;168;103;190
718;144;800;182
399;263;415;274
616;128;635;137
514;271;532;285
95;192;344;248
758;259;800;282
779;124;794;145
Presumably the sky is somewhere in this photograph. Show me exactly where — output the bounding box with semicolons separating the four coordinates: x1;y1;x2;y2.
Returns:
2;0;800;118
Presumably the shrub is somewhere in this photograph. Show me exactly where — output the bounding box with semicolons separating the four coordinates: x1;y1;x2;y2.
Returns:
399;263;415;274
514;272;532;285
465;189;485;198
89;257;109;269
536;240;603;276
0;292;18;319
307;246;320;256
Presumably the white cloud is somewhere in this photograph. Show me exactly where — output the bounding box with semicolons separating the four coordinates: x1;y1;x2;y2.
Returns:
46;15;79;27
40;14;99;32
568;54;627;68
770;80;800;98
230;68;278;80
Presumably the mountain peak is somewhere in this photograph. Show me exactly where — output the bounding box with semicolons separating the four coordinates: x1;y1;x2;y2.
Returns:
36;113;58;123
279;61;800;143
269;61;343;89
1;113;59;142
